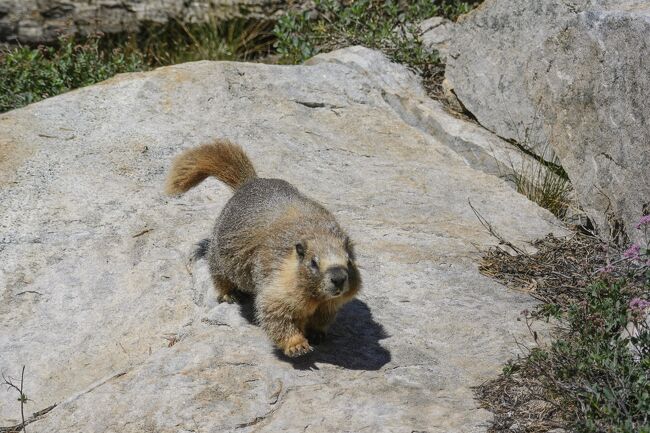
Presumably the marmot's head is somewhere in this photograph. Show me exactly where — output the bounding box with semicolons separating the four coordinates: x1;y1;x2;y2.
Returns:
295;233;361;300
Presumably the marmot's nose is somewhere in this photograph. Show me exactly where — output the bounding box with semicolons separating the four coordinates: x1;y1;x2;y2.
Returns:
330;267;348;289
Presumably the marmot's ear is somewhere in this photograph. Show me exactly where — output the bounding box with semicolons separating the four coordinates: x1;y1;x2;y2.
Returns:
295;242;305;259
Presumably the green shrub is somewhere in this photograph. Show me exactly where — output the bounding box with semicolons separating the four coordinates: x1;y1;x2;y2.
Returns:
0;19;273;113
478;218;650;432
0;1;479;113
535;279;650;432
0;37;145;112
273;0;476;71
273;10;318;64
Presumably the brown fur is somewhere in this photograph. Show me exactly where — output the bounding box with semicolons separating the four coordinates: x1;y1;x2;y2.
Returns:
165;140;257;194
166;140;361;357
252;248;361;356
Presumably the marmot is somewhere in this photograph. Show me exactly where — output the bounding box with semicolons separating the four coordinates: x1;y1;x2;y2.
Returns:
166;140;361;357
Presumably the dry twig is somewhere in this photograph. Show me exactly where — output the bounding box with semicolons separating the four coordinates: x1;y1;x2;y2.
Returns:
2;366;28;433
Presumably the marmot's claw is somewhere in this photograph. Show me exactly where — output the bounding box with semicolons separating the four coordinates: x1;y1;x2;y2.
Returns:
217;293;238;304
284;338;313;358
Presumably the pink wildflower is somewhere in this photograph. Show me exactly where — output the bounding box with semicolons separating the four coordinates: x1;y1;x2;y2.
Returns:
629;297;650;312
629;298;650;322
623;243;641;260
635;214;650;229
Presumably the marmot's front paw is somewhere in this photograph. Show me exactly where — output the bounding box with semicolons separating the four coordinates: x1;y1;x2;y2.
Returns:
283;334;313;357
217;293;238;304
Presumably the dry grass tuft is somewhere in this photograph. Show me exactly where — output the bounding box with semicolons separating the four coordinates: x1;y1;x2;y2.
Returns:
476;367;566;433
479;232;607;306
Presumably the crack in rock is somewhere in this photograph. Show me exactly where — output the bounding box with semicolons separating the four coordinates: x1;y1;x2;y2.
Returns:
293;100;346;110
0;404;57;433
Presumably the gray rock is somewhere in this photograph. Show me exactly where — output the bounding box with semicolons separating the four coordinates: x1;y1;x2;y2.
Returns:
446;0;650;244
419;16;455;62
0;0;288;43
531;2;650;244
0;46;564;432
308;48;549;187
446;0;579;159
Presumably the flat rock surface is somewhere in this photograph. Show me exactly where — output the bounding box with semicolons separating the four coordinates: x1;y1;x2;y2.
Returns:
0;47;564;432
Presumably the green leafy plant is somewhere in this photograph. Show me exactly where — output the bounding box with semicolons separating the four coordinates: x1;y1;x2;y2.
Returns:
273;10;319;63
273;0;478;87
538;279;649;432
0;18;274;113
0;36;145;113
478;216;650;432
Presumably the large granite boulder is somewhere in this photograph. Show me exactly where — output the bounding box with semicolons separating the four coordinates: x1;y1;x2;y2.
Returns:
0;0;287;43
446;0;650;244
0;46;564;432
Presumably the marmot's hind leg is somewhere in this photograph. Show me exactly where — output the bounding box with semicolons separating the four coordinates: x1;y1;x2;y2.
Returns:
213;273;238;304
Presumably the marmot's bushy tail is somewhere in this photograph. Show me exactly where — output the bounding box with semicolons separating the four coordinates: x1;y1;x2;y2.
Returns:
165;140;257;194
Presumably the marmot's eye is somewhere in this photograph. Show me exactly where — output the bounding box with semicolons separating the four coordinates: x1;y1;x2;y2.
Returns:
310;258;319;270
